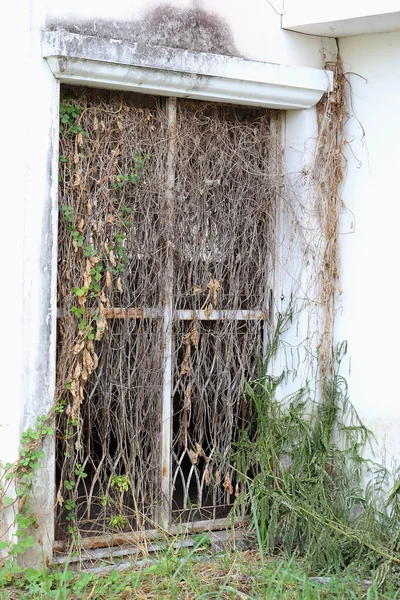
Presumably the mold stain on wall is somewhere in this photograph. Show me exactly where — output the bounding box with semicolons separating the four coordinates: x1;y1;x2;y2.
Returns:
47;3;239;57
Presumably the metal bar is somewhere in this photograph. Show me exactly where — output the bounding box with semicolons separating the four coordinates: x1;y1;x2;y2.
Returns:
56;307;164;319
103;307;163;319
175;309;266;321
59;308;267;320
161;97;177;529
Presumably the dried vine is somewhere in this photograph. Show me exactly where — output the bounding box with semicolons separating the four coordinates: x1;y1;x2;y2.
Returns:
313;60;347;371
55;88;280;543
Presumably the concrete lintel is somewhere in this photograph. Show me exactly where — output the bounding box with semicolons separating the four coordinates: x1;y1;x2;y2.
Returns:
42;31;332;110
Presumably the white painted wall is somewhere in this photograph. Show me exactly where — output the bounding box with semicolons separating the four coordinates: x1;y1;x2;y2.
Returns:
46;0;336;68
0;0;30;544
0;0;59;566
284;0;400;19
336;31;400;467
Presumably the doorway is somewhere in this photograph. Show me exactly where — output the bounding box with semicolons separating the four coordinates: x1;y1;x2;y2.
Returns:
54;86;278;549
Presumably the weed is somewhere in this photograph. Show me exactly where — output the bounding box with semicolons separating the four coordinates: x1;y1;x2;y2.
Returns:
231;317;400;585
1;549;399;599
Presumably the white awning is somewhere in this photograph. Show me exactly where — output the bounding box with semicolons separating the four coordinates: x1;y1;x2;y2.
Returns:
42;30;333;110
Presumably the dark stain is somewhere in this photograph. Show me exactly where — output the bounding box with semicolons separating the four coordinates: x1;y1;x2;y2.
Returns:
47;3;239;57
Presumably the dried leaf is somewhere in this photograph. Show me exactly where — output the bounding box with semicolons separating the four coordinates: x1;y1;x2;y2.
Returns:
85;259;92;275
223;473;234;495
83;349;93;370
189;450;198;465
70;380;79;402
216;471;221;485
109;250;116;267
204;303;213;320
93;115;98;130
73;341;85;355
74;151;79;164
107;214;115;224
56;489;64;506
207;278;221;305
101;120;106;131
83;271;91;290
180;344;191;376
73;172;81;187
193;285;201;294
117;277;123;294
73;361;82;381
77;132;83;146
78;292;86;307
204;467;210;486
87;198;92;215
117;120;123;131
189;323;199;349
95;315;107;341
196;443;205;458
235;483;240;498
105;270;112;289
83;349;95;375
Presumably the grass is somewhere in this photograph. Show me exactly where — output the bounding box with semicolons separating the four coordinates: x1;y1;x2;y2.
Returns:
2;548;400;599
3;317;400;598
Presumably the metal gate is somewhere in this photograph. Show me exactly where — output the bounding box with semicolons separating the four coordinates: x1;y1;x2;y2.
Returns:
55;87;278;549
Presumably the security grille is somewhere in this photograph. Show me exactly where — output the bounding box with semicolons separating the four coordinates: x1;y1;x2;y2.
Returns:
55;87;279;548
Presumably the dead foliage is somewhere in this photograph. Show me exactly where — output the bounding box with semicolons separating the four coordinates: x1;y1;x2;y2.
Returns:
55;88;279;542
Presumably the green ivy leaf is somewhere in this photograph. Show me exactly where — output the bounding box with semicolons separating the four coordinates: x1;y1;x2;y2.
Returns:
15;514;31;529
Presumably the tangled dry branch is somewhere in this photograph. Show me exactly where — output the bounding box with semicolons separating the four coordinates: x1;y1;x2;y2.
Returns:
55;88;280;543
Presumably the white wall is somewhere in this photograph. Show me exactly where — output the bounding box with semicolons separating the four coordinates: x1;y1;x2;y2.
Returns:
0;0;30;544
284;0;400;19
46;0;336;68
337;32;400;466
0;0;59;565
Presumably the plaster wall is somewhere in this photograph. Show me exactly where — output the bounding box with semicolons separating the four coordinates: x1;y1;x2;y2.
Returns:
284;0;400;36
336;32;400;467
0;0;59;565
46;0;336;68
